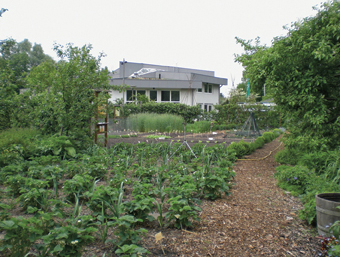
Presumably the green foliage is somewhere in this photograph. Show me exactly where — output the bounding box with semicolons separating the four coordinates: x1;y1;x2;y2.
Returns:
299;177;340;225
0;128;39;167
111;215;147;247
146;135;171;139
124;196;155;222
41;215;97;257
115;244;150;257
35;135;77;159
62;174;95;202
325;220;340;256
261;132;275;143
17;188;53;212
121;102;202;123
187;120;213;133
274;165;314;196
166;195;201;229
235;1;340;149
0;216;43;257
227;140;252;158
26;44;115;147
85;185;120;215
254;136;265;149
214;102;281;129
274;148;300;165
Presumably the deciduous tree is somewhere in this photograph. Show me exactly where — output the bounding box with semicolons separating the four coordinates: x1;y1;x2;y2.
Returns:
235;1;340;149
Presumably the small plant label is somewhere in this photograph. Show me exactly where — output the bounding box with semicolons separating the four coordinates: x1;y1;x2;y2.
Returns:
155;232;164;242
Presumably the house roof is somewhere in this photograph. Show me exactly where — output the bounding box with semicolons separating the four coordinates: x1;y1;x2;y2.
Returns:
110;61;228;88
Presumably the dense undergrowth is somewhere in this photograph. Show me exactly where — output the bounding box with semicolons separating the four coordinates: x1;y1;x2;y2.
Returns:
274;139;340;226
0;128;281;256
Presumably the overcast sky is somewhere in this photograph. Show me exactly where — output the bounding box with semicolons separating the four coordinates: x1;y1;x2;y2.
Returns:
1;0;322;96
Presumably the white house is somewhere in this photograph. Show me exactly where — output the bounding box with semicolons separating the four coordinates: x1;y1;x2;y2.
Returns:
109;61;228;112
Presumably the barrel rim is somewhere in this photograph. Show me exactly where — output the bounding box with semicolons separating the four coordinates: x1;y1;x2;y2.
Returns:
316;193;340;200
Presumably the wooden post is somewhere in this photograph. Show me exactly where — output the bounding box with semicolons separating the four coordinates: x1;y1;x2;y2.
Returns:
94;90;108;147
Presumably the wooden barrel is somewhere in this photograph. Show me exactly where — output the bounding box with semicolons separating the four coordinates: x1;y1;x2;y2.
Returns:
316;193;340;236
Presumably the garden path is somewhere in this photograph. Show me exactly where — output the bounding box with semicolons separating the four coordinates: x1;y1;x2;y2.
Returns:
141;136;322;256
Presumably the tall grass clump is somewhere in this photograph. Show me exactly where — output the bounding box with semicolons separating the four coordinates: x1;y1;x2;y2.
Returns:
127;113;184;133
186;121;212;133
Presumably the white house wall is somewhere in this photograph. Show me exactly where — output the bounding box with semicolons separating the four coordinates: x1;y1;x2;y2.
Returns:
109;85;220;108
109;91;124;103
195;84;220;109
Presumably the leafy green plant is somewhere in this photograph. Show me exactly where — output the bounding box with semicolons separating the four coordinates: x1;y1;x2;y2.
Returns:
62;174;95;202
94;202;114;244
124;196;155;222
199;169;231;200
115;244;150;257
41;216;97;257
132;181;157;198
166;195;201;229
18;188;53;212
111;215;148;247
0;203;10;221
104;182;124;219
0;216;43;257
154;176;167;228
254;136;265;149
36;135;76;159
85;185;120;215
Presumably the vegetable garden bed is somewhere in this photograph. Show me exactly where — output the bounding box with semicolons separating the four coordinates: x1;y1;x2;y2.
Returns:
0;130;323;256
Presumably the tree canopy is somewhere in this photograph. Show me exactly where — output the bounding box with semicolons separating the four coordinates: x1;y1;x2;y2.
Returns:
26;43;113;145
235;0;340;150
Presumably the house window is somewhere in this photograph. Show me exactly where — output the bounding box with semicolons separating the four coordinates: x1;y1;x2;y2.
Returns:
161;90;180;102
161;91;170;101
203;104;213;112
150;90;157;101
126;90;145;102
171;91;180;102
204;83;212;93
197;87;202;93
126;90;135;102
137;90;145;96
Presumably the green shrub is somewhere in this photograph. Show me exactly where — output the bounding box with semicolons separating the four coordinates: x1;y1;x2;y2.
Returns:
272;128;282;137
254;137;265;149
226;141;251;158
297;151;332;174
225;123;237;130
274;165;314;196
262;132;275;143
274;148;300;165
237;140;253;155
